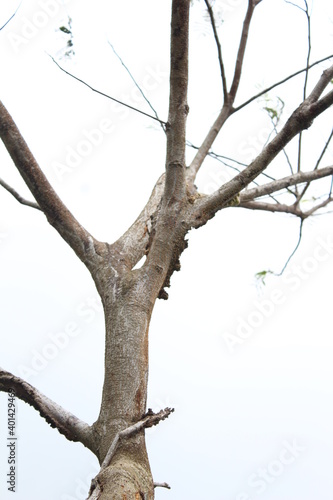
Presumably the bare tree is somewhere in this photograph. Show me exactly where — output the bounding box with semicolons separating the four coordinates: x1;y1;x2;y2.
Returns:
1;0;333;497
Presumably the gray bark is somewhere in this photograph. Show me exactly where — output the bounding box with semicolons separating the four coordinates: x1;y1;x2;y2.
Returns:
0;0;333;498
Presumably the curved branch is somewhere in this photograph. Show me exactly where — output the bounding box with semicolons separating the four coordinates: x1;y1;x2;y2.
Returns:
0;368;95;452
0;101;106;269
277;218;304;275
0;177;41;210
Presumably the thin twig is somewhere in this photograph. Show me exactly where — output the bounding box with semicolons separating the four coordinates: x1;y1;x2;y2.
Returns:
107;41;166;132
234;54;333;112
0;1;23;31
186;140;293;198
276;219;304;276
297;127;333;202
238;200;303;216
0;177;41;211
187;0;260;181
203;0;228;101
303;196;333;217
48;55;168;126
296;1;311;173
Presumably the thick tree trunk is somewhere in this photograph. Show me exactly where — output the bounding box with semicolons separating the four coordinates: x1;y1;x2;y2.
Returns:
87;2;191;495
89;269;156;498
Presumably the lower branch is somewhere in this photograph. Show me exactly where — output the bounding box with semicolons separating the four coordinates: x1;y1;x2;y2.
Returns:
88;408;174;500
101;407;174;471
0;368;94;451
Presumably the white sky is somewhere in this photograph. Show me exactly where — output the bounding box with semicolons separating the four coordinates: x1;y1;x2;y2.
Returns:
0;0;333;499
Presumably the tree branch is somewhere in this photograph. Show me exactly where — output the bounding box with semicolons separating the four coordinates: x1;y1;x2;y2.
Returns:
100;408;174;471
239;166;333;202
0;1;22;31
137;0;191;302
87;408;174;499
187;106;233;183
203;0;228;101
154;482;171;489
0;100;106;269
229;0;261;101
0;177;41;210
107;41;166;132
187;0;261;183
297;127;333;202
49;55;167;127
0;368;94;451
234;54;333;113
237;200;303;216
111;174;165;269
303;196;333;217
190;65;333;225
164;0;190;205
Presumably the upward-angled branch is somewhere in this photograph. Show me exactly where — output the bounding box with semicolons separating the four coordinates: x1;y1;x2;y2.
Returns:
233;54;333;113
0;101;106;269
191;65;333;224
204;0;228;101
142;0;190;301
49;56;167;127
107;41;166;132
187;0;261;182
111;174;165;269
0;368;94;452
164;0;190;204
297;127;333;202
0;1;22;31
296;0;311;173
229;0;261;101
239;165;333;202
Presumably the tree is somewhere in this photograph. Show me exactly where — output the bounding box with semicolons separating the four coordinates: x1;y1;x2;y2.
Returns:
0;0;333;498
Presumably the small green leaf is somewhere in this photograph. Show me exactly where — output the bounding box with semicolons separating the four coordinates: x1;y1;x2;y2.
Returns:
255;269;272;286
59;26;71;34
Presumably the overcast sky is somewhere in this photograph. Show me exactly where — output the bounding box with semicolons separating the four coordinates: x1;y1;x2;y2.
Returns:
1;1;333;499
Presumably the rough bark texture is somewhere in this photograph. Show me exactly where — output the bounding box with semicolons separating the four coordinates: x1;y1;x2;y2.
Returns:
0;0;333;498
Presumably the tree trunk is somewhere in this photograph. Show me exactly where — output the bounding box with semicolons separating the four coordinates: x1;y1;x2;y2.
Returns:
89;268;156;498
